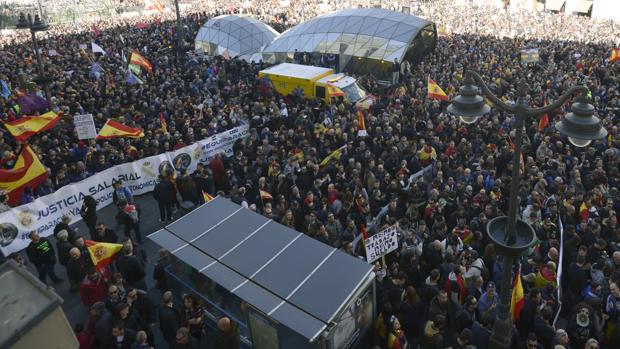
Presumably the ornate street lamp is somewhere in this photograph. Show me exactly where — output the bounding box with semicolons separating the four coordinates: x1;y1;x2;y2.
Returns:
16;13;51;101
448;70;607;349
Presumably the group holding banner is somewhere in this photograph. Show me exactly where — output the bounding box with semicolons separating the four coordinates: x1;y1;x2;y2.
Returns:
0;124;250;256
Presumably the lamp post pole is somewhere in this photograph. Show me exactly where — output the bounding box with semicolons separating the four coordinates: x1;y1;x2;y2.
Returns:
448;70;607;349
17;13;51;101
174;0;183;62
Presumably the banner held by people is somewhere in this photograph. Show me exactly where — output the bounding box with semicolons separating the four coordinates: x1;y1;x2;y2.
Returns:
0;124;250;256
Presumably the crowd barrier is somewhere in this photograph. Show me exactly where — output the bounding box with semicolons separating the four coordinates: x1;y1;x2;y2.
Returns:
0;124;250;256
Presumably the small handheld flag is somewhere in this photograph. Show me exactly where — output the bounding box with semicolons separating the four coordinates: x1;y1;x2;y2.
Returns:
159;112;168;133
85;240;123;270
203;191;214;203
427;77;448;101
610;48;620;63
3;111;62;142
91;42;106;55
357;108;368;137
96;119;145;140
130;50;153;73
510;265;524;321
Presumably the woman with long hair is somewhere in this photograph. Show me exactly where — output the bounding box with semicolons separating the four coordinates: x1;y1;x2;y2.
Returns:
182;293;204;341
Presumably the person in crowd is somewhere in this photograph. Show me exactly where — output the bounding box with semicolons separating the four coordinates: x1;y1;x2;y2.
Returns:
215;316;240;349
54;215;77;242
56;229;73;270
80;267;111;307
130;330;152;349
173;327;200;349
118;199;142;243
153;175;175;223
159;291;182;348
0;190;10;213
92;222;119;243
116;243;147;291
108;321;137;349
26;231;62;284
153;248;171;292
182;293;204;341
80;195;98;237
89;302;114;349
66;247;92;292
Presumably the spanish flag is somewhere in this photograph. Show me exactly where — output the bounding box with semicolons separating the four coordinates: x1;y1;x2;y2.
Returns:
96;119;145;140
538;113;549;132
129;50;153;73
357;108;368;137
3;111;62;142
610;48;620;63
85;240;123;270
510;266;524;321
319;144;346;167
159;112;167;133
0;144;48;205
259;190;273;200
327;85;345;97
579;201;589;222
203;191;214;203
427;77;448;101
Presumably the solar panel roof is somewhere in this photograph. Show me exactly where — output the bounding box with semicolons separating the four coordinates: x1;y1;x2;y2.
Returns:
148;197;374;342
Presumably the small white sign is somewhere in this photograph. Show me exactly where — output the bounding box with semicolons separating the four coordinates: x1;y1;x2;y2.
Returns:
365;225;399;263
74;113;97;140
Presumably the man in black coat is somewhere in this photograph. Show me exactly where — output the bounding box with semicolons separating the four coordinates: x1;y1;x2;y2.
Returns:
153;175;174;223
92;222;118;243
116;243;146;291
159;291;182;348
517;288;543;338
173;327;200;349
107;322;137;349
53;215;77;242
26;232;62;284
66;247;92;292
215;317;240;349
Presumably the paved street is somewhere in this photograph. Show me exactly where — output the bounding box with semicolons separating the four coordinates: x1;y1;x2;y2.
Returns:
20;193;171;347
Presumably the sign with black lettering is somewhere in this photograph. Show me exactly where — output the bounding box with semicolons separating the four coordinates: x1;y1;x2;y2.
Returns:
364;225;398;263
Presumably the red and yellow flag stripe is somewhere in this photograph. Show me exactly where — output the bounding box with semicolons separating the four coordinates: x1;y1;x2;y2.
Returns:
427;77;449;101
96;119;145;140
0;144;48;205
3;111;62;142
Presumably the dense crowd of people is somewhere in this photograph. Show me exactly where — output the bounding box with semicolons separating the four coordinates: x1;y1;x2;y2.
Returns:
1;0;620;348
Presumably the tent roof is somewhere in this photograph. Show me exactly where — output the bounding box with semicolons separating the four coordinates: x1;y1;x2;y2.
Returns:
148;197;373;341
261;8;433;62
194;15;278;60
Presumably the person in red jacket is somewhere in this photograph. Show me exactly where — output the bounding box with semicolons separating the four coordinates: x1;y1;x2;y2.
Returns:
80;267;111;307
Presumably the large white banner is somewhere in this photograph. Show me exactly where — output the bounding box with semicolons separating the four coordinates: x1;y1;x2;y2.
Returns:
0;124;249;256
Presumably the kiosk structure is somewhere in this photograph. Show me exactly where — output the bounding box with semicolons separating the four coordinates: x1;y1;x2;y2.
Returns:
148;197;375;349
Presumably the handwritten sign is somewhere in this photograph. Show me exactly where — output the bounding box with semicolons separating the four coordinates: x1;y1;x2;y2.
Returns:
74;113;97;140
365;225;398;263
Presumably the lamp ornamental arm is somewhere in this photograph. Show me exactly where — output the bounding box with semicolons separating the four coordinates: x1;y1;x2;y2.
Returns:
524;85;590;118
465;70;517;114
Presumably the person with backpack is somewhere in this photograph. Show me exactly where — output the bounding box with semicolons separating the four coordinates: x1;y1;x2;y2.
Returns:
118;199;141;244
